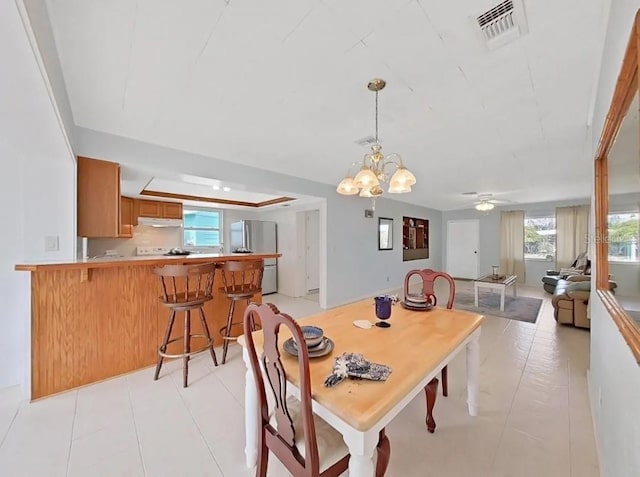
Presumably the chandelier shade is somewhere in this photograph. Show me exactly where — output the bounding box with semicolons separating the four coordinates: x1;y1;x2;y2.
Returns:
336;176;359;195
336;79;416;203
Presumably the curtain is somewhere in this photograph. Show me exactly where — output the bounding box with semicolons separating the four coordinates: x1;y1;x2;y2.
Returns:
500;211;525;283
556;205;590;268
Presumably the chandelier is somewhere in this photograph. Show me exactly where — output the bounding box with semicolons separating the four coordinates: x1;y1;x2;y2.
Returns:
336;79;416;202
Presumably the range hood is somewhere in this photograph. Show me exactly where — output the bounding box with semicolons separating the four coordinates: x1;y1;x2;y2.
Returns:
137;217;183;227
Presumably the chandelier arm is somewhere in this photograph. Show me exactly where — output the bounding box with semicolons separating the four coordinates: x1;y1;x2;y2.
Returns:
379;154;403;173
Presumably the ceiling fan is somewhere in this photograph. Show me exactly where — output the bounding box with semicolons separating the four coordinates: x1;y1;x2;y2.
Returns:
466;193;512;211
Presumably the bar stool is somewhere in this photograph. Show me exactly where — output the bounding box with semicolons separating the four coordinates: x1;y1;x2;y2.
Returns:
153;263;218;387
219;259;264;364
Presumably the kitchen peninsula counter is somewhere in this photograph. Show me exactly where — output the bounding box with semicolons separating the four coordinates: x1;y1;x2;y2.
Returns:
16;253;280;399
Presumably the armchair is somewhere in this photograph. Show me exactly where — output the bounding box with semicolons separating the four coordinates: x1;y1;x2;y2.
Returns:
552;275;591;328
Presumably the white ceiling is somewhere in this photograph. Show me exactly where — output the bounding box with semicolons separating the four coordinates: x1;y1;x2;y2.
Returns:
46;0;608;210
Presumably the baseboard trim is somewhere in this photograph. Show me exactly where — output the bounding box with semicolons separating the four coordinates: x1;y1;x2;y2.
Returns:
328;286;402;309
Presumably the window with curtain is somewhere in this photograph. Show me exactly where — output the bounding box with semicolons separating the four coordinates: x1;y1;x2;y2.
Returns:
608;212;640;262
183;208;222;248
524;217;556;259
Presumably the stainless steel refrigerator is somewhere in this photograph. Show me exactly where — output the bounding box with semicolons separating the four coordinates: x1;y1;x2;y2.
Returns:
229;220;278;294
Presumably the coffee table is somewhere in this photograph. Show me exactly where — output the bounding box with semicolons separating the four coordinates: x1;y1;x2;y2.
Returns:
474;274;517;311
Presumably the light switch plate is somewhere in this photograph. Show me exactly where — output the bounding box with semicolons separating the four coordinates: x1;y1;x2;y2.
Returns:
45;235;59;252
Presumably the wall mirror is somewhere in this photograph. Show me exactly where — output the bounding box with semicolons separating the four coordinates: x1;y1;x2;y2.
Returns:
378;217;393;250
595;16;640;363
402;216;429;261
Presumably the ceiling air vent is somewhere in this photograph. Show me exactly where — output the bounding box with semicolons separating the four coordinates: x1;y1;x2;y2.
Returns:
355;135;377;147
476;0;528;50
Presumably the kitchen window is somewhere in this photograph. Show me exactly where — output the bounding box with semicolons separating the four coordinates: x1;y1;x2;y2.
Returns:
524;217;556;260
608;212;640;262
183;208;222;248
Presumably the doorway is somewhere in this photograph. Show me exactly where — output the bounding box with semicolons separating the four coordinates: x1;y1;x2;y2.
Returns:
446;219;480;279
305;210;320;299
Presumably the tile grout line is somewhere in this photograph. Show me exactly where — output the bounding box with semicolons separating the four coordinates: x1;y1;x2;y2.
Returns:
65;391;79;477
126;377;149;477
567;359;575;477
170;369;226;476
0;401;21;451
487;295;544;474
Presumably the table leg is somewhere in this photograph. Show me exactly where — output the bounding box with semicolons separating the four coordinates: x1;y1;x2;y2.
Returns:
343;431;378;477
474;284;479;308
243;346;258;468
466;332;480;416
500;288;505;311
514;282;517;297
424;377;439;433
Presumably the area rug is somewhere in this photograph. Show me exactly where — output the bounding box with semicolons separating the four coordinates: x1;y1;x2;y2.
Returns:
453;290;543;324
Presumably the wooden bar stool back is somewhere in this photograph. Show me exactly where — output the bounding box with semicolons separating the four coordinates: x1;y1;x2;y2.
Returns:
153;262;218;387
404;268;456;433
219;259;264;364
243;303;390;477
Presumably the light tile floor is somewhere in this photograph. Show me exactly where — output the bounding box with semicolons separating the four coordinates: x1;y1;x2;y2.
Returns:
0;281;599;476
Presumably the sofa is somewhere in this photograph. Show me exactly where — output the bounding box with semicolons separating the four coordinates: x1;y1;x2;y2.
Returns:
552;275;592;328
542;252;591;294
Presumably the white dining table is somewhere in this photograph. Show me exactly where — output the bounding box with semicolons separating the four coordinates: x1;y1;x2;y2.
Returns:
239;299;484;477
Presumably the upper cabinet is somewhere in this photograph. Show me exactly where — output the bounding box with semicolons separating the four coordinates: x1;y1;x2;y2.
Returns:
77;156;121;238
119;196;134;238
134;199;183;221
162;202;183;219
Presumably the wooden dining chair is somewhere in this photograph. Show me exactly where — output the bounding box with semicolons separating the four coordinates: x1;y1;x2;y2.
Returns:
404;269;456;432
243;303;390;477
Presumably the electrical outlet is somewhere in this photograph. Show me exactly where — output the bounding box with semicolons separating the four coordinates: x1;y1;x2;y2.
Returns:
45;235;59;252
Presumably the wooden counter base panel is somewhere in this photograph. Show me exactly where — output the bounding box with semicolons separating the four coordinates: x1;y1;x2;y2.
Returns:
29;259;268;399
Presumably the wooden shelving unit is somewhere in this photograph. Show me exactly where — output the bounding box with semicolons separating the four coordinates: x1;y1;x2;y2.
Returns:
403;216;429;261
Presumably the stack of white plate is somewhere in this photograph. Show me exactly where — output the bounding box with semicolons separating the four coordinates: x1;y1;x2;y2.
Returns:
402;294;432;310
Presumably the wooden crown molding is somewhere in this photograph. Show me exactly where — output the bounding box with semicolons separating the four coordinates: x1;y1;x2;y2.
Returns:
140;190;295;208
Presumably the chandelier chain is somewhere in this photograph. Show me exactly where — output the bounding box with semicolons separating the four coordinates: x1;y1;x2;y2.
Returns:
375;91;379;144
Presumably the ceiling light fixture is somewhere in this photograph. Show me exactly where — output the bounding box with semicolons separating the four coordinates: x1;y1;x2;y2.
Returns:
212;185;220;190
223;186;231;192
337;79;416;208
475;201;495;212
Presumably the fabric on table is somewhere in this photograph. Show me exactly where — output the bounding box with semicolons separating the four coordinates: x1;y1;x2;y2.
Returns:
324;352;392;388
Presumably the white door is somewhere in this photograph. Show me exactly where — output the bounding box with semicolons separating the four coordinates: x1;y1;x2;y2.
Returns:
305;210;320;292
446;220;480;279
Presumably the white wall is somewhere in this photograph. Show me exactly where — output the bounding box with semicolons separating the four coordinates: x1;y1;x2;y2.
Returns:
589;1;640;475
257;203;324;298
21;0;75;149
442;198;590;286
75;127;443;308
0;1;76;392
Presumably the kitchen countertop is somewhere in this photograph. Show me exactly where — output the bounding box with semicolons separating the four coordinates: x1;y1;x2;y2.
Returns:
15;252;281;272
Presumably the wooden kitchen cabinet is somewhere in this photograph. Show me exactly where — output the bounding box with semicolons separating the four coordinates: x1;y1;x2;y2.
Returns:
162;202;183;218
135;199;162;218
77;156;121;238
134;199;183;221
119;197;134;238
